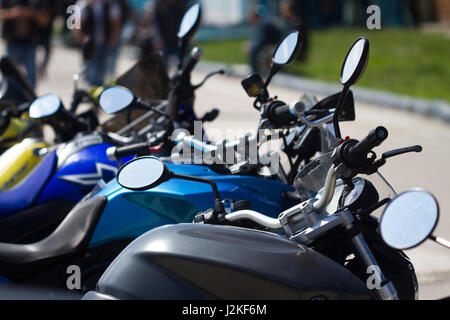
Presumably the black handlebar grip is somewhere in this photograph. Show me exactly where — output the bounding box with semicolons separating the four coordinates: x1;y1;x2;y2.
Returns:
107;142;152;160
348;126;389;159
269;103;298;127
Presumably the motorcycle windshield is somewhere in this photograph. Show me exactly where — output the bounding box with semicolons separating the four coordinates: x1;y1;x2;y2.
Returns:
295;152;334;201
294;152;397;204
115;52;169;100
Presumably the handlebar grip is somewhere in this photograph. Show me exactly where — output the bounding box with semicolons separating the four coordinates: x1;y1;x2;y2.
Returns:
268;102;302;127
348;126;389;159
107;142;152;161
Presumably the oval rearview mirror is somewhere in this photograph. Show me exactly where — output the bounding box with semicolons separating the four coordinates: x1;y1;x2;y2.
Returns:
117;156;171;191
99;86;135;114
29;93;62;119
178;4;201;40
272;31;301;66
380;190;439;250
340;37;369;86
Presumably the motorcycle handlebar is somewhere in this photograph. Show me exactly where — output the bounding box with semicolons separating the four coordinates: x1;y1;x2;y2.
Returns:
178;133;257;155
180;47;203;80
347;126;389;159
225;210;283;229
180;135;218;154
267;101;305;127
105;132;135;146
107;141;152;161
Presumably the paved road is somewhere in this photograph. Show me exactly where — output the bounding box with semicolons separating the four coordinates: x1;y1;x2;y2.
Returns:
3;45;450;299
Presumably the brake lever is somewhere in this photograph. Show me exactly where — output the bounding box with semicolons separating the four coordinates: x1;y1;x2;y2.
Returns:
200;108;220;122
192;69;225;90
382;145;422;160
368;145;422;173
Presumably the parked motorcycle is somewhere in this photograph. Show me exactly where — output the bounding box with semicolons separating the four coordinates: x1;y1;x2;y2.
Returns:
0;29;336;291
83;36;436;300
0;37;169;190
0;92;134;242
0;37;98;153
0;38;103;193
0;3;221;244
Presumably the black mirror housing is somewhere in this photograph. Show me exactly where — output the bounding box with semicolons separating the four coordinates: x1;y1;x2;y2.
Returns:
118;156;171;191
272;31;302;67
340;37;370;87
265;31;302;90
177;4;202;64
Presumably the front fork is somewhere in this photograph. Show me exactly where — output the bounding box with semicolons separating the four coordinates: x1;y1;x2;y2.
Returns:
347;224;399;300
338;180;399;300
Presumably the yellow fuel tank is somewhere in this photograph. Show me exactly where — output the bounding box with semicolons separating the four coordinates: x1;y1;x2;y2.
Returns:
0;138;49;190
0;117;33;147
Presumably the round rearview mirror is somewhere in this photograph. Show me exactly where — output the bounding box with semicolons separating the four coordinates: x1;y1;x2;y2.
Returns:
29;93;62;119
178;4;201;40
380;190;439;250
340;37;369;86
272;31;301;66
117;156;171;191
99;86;135;114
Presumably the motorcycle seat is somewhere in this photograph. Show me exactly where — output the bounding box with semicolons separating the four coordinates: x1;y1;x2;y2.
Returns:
0;151;57;217
0;196;106;271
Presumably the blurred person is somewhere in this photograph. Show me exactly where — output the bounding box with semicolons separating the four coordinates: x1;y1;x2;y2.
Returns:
248;3;282;74
405;0;421;27
133;0;162;59
151;0;185;67
0;0;51;88
62;0;78;45
134;1;155;58
36;1;59;79
74;0;123;86
279;0;309;62
106;0;129;79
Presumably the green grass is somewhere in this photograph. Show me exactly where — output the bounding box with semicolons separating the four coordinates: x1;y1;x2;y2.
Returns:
196;28;450;102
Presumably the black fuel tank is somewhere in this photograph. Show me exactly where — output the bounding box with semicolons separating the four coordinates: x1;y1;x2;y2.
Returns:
92;224;371;300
